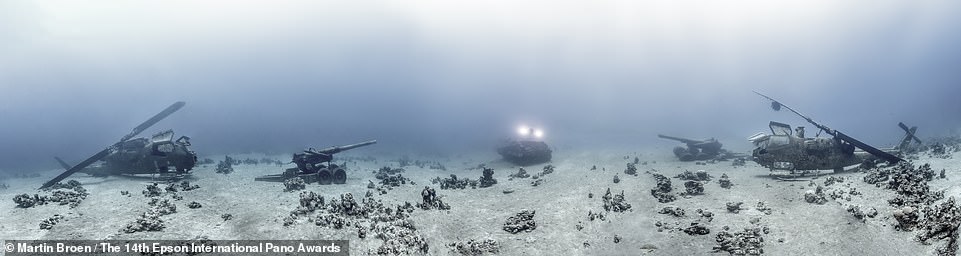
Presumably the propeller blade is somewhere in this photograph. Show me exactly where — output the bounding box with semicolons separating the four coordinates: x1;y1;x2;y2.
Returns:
835;131;904;164
54;157;73;170
120;101;185;142
911;127;921;143
40;147;113;189
899;122;922;143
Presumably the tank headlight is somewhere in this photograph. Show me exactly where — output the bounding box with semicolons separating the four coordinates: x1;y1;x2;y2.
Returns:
518;126;531;136
534;129;544;138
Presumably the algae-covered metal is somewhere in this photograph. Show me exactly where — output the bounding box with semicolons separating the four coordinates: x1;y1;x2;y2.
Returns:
657;134;724;161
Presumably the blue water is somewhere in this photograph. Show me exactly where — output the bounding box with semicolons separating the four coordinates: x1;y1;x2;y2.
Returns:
1;1;960;172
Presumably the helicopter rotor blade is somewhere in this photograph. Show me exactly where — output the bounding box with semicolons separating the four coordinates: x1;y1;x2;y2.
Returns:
40;147;113;189
753;91;835;136
120;101;186;142
53;157;73;170
835;131;904;164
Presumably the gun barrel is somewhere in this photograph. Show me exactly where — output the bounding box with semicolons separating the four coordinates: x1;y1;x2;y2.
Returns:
254;174;286;182
317;140;377;154
657;134;699;144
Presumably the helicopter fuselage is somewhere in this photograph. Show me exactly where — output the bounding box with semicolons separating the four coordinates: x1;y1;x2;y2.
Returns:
752;134;865;173
749;122;898;175
73;130;197;177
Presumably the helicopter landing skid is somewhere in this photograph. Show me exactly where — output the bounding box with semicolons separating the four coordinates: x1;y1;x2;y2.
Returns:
772;175;820;182
769;169;823;181
121;173;190;182
154;173;189;181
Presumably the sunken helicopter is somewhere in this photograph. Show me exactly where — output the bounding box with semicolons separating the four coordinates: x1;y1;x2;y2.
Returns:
255;140;376;185
41;102;197;189
749;91;921;177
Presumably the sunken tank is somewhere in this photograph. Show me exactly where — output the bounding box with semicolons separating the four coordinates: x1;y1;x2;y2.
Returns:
497;140;552;166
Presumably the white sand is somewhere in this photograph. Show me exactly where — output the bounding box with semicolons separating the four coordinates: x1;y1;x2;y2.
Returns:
1;149;958;255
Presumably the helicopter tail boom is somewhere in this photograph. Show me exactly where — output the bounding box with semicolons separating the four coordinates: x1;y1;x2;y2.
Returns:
54;157;73;170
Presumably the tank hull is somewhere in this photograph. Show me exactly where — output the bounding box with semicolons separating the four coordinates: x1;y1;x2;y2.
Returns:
497;140;552;166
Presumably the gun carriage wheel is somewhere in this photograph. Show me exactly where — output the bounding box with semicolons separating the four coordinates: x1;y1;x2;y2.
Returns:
332;168;347;184
316;168;332;185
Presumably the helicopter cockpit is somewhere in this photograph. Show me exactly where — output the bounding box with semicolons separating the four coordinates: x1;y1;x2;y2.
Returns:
749;121;795;151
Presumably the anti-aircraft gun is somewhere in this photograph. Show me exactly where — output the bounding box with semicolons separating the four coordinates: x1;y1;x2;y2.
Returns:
657;134;725;161
254;140;376;185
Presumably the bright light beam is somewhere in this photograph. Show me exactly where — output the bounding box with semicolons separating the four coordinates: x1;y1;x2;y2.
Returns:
518;126;531;136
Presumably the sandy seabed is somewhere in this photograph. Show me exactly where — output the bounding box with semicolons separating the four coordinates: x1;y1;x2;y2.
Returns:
1;147;959;256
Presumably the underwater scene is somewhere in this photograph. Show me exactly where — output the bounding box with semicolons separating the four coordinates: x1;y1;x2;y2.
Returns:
2;1;961;255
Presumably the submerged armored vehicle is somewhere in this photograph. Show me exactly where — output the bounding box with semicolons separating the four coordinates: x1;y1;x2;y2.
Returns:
497;126;552;166
750;91;919;176
497;140;552;166
255;140;376;184
42;102;196;189
658;134;725;161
